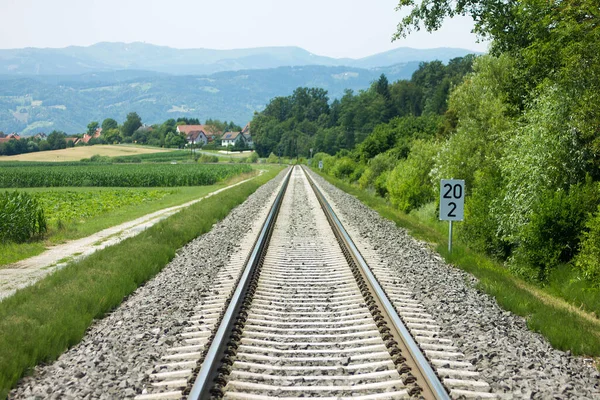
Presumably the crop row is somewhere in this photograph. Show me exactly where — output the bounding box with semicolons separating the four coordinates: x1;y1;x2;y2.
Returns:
34;189;175;226
0;164;252;187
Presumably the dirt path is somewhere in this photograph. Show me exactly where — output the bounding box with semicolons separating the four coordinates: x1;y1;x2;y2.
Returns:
0;171;264;301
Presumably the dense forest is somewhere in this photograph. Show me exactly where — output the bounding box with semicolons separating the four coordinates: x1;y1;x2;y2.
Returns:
251;0;600;286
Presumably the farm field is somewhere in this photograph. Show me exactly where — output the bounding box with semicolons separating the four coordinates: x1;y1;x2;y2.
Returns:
0;145;171;162
0;163;252;187
0;163;260;266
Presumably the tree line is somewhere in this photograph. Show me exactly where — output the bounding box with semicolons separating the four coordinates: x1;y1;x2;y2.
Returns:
251;56;474;159
0;115;242;156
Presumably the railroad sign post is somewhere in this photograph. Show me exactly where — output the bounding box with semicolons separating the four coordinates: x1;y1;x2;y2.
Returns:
318;160;323;170
439;179;465;253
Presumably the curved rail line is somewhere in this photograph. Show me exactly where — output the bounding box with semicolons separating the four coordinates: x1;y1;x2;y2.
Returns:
188;166;448;400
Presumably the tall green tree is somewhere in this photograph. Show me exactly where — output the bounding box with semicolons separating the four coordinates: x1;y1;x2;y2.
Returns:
46;131;67;150
101;118;118;132
87;121;99;135
121;112;142;137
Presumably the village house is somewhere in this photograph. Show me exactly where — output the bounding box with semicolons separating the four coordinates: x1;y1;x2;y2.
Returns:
81;128;102;144
176;125;220;143
0;133;21;143
222;123;253;148
185;130;208;146
221;131;243;147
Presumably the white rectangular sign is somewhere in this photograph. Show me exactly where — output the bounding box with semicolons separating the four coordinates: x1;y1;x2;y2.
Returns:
440;179;465;221
318;160;323;170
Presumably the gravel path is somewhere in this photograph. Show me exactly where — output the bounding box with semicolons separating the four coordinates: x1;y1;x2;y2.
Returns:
9;169;287;400
307;169;600;399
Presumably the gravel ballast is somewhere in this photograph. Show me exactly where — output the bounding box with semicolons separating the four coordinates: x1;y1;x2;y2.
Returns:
10;169;287;400
307;169;600;399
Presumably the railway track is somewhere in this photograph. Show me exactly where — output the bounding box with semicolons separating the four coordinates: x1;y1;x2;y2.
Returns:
136;166;494;400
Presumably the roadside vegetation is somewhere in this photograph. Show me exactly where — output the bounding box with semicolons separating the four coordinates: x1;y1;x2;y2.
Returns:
247;1;600;355
0;165;282;398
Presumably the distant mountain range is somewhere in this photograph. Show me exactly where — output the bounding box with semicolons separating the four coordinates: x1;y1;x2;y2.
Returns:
0;43;480;134
0;42;479;76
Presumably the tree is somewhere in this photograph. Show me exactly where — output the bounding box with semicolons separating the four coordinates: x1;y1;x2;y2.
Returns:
101;118;118;131
121;112;142;137
102;128;121;144
87;121;99;135
375;74;391;100
46;131;67;150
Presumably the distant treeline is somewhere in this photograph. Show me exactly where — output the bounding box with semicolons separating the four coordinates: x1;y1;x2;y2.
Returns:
251;56;474;158
0;117;242;157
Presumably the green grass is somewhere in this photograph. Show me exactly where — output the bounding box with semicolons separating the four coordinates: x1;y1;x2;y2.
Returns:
0;165;284;398
0;242;46;266
0;170;260;267
314;169;600;358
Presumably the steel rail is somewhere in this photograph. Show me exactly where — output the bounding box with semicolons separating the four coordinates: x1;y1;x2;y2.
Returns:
187;167;292;400
302;166;450;400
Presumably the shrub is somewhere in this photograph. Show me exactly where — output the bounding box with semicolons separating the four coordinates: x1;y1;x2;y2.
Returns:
198;154;219;163
575;207;600;286
330;157;358;179
387;139;438;212
247;152;259;163
312;152;336;174
374;170;390;198
509;181;599;282
349;164;366;183
358;152;397;190
0;191;47;243
460;167;510;259
267;152;279;163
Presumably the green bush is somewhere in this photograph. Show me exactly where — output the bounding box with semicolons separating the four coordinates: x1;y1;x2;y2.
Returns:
387;139;438;212
0;191;47;243
460;167;510;259
575;207;600;286
510;181;599;282
312;152;336;174
267;152;279;163
198;154;219;163
374;170;390;198
330;157;358;179
247;152;259;163
358;152;397;190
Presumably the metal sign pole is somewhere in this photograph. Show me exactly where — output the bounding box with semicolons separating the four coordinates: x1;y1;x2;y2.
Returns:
448;220;453;254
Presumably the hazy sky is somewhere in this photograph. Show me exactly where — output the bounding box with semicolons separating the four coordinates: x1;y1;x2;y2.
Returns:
0;0;489;58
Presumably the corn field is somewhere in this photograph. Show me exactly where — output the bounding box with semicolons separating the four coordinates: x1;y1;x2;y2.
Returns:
0;191;47;243
0;164;252;187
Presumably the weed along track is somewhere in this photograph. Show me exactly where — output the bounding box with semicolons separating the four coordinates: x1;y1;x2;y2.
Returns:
137;166;491;400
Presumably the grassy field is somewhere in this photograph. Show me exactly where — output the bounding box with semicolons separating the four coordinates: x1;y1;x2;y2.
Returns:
0;170;260;266
0;145;172;162
313;169;600;359
0;165;283;398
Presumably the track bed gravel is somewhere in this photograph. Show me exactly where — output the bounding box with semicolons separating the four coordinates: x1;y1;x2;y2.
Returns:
307;169;600;399
9;170;288;400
